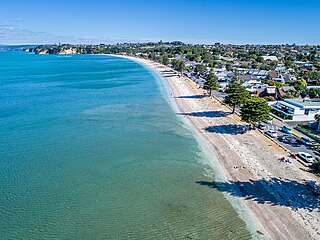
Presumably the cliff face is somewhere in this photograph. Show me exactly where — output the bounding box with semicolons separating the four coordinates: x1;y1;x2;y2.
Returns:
58;48;78;54
37;49;48;54
34;47;79;55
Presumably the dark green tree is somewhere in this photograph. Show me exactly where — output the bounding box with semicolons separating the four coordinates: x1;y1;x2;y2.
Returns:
203;73;218;96
226;63;232;71
224;81;249;113
240;96;271;124
291;78;307;93
315;114;320;129
162;55;169;65
256;56;264;63
194;64;207;75
172;59;186;72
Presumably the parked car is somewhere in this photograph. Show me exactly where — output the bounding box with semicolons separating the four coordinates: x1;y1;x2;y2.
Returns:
264;119;273;124
259;123;267;130
265;130;278;138
281;126;292;134
278;135;288;142
299;137;312;146
296;152;315;163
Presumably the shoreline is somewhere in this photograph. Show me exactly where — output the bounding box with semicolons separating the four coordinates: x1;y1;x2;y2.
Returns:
110;54;320;239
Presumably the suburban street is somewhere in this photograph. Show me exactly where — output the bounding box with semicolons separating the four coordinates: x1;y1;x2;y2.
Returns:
260;120;317;158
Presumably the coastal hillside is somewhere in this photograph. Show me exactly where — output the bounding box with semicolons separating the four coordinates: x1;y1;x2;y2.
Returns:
34;44;80;54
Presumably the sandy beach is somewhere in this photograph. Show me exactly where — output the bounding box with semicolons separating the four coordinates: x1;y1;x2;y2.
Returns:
117;55;320;239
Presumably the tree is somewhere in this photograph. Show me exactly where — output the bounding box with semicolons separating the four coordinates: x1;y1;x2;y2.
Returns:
162;55;169;65
291;78;307;93
315;114;320;129
240;96;271;124
308;88;320;97
259;64;273;71
203;73;218;96
233;70;240;83
194;64;207;75
273;82;283;89
172;59;186;72
256;56;264;63
284;93;295;99
311;160;320;173
224;81;250;113
226;63;232;71
195;55;202;62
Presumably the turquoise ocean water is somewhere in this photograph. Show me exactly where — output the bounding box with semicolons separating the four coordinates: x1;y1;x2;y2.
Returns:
0;52;251;239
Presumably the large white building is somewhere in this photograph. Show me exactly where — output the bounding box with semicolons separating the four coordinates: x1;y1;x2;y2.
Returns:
262;56;278;61
271;99;320;121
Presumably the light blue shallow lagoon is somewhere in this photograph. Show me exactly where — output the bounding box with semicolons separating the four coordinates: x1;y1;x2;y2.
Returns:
0;52;251;239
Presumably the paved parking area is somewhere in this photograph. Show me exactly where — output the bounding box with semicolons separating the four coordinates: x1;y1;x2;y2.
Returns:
260;122;318;161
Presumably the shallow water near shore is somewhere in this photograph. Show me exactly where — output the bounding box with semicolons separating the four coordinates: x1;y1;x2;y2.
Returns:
0;52;251;239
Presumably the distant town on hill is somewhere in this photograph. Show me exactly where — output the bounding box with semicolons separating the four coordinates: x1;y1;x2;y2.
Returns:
31;41;320;94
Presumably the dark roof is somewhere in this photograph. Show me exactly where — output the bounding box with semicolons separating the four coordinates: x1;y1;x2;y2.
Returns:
269;71;279;78
239;74;259;81
280;86;296;92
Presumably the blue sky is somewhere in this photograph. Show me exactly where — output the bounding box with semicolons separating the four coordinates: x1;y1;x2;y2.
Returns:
0;0;319;45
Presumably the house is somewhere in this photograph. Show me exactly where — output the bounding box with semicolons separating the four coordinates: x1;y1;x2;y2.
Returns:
306;86;320;90
262;56;278;61
273;74;286;83
280;86;296;95
241;79;269;94
242;80;262;87
218;83;228;92
275;64;286;72
259;86;284;100
282;74;296;83
271;98;320;121
239;74;259;82
216;72;228;81
269;71;279;79
257;70;269;77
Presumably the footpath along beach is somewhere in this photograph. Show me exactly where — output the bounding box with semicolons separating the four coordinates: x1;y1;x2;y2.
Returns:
117;55;320;239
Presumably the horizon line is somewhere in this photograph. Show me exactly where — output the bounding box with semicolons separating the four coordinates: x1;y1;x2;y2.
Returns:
2;41;320;47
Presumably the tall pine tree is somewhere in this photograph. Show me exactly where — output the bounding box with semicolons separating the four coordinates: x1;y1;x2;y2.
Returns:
224;81;249;113
203;73;218;96
240;96;271;124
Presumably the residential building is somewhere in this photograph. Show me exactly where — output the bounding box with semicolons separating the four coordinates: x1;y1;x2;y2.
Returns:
262;56;278;61
271;98;320;121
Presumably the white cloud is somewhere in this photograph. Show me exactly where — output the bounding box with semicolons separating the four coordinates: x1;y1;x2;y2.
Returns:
0;24;158;45
10;18;24;22
0;24;75;44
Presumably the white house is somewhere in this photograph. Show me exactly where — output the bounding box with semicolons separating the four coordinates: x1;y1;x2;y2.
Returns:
271;99;320;121
273;74;286;84
262;56;278;61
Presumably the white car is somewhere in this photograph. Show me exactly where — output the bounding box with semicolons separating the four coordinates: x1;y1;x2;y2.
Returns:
265;130;278;138
259;123;267;130
296;152;315;163
264;119;273;124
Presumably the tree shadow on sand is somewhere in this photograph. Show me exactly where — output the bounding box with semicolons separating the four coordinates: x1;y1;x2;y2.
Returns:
178;110;229;118
205;124;247;135
163;74;179;77
175;95;206;99
196;178;320;211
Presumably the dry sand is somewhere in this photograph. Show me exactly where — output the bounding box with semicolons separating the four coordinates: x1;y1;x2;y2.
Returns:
116;55;320;240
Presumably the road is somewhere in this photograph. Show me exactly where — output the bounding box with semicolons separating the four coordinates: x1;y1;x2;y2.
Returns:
191;76;205;88
259;121;318;162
